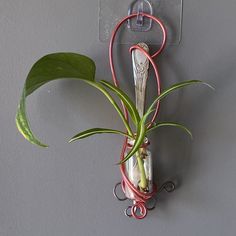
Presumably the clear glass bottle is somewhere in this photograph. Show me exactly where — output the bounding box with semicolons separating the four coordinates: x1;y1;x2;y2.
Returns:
124;138;153;199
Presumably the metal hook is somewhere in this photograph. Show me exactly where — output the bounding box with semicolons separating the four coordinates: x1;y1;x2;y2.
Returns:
137;0;144;26
113;182;128;201
128;0;153;32
124;206;133;217
158;181;176;193
145;197;157;211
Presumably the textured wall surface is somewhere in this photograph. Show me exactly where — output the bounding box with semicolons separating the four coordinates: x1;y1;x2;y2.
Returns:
1;0;236;235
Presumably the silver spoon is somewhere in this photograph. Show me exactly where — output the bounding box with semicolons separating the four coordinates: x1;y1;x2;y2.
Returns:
132;42;149;117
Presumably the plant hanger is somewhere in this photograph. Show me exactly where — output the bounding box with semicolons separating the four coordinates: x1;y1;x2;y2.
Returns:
15;0;212;220
110;11;177;219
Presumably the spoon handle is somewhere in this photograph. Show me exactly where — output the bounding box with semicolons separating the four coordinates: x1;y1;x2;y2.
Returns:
132;42;150;117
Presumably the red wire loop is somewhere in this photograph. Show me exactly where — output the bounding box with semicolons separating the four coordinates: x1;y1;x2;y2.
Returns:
131;202;147;219
109;13;167;219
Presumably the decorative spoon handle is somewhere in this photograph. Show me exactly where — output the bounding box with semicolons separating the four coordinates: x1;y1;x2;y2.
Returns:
132;42;149;116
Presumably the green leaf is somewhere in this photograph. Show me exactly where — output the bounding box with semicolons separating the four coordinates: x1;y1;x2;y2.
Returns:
16;53;96;147
83;81;134;137
119;80;208;163
69;128;132;143
119;80;208;162
16;90;49;147
25;53;96;96
118;110;154;164
147;122;193;139
100;80;140;126
16;53;136;147
145;80;211;118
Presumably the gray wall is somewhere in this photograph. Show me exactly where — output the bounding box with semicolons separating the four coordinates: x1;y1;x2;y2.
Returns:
1;0;236;235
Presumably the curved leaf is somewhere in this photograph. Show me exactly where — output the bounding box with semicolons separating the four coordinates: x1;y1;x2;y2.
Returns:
25;53;96;96
16;53;96;147
16;53;136;147
120;80;207;162
16;90;49;147
100;80;140;126
84;81;134;137
118;109;155;164
69;128;132;143
147;122;193;139
145;80;210;118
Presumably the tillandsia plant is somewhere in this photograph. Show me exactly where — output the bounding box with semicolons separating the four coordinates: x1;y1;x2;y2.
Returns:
16;53;211;191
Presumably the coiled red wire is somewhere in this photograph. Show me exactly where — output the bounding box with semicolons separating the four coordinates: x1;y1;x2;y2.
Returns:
109;13;167;219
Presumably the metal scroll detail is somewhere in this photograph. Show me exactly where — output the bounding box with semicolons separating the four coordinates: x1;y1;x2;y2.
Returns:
113;180;176;211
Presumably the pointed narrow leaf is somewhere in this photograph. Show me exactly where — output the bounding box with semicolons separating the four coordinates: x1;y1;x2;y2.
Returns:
118;109;155;164
146;80;209;117
147;122;193;139
16;53;96;147
83;81;133;136
120;80;211;164
69;128;132;143
100;80;140;126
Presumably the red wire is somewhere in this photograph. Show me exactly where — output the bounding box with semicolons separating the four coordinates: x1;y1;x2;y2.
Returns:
109;13;167;219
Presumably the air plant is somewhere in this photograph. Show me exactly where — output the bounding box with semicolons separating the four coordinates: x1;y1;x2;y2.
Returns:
16;52;211;190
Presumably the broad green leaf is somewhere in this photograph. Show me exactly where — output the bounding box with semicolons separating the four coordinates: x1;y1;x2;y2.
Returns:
118;109;155;164
16;53;136;147
25;53;96;96
147;122;193;139
69;128;132;143
100;80;140;126
16;53;96;147
145;80;211;118
16;89;49;147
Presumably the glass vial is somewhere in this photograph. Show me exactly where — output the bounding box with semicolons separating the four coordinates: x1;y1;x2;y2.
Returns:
124;138;153;199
